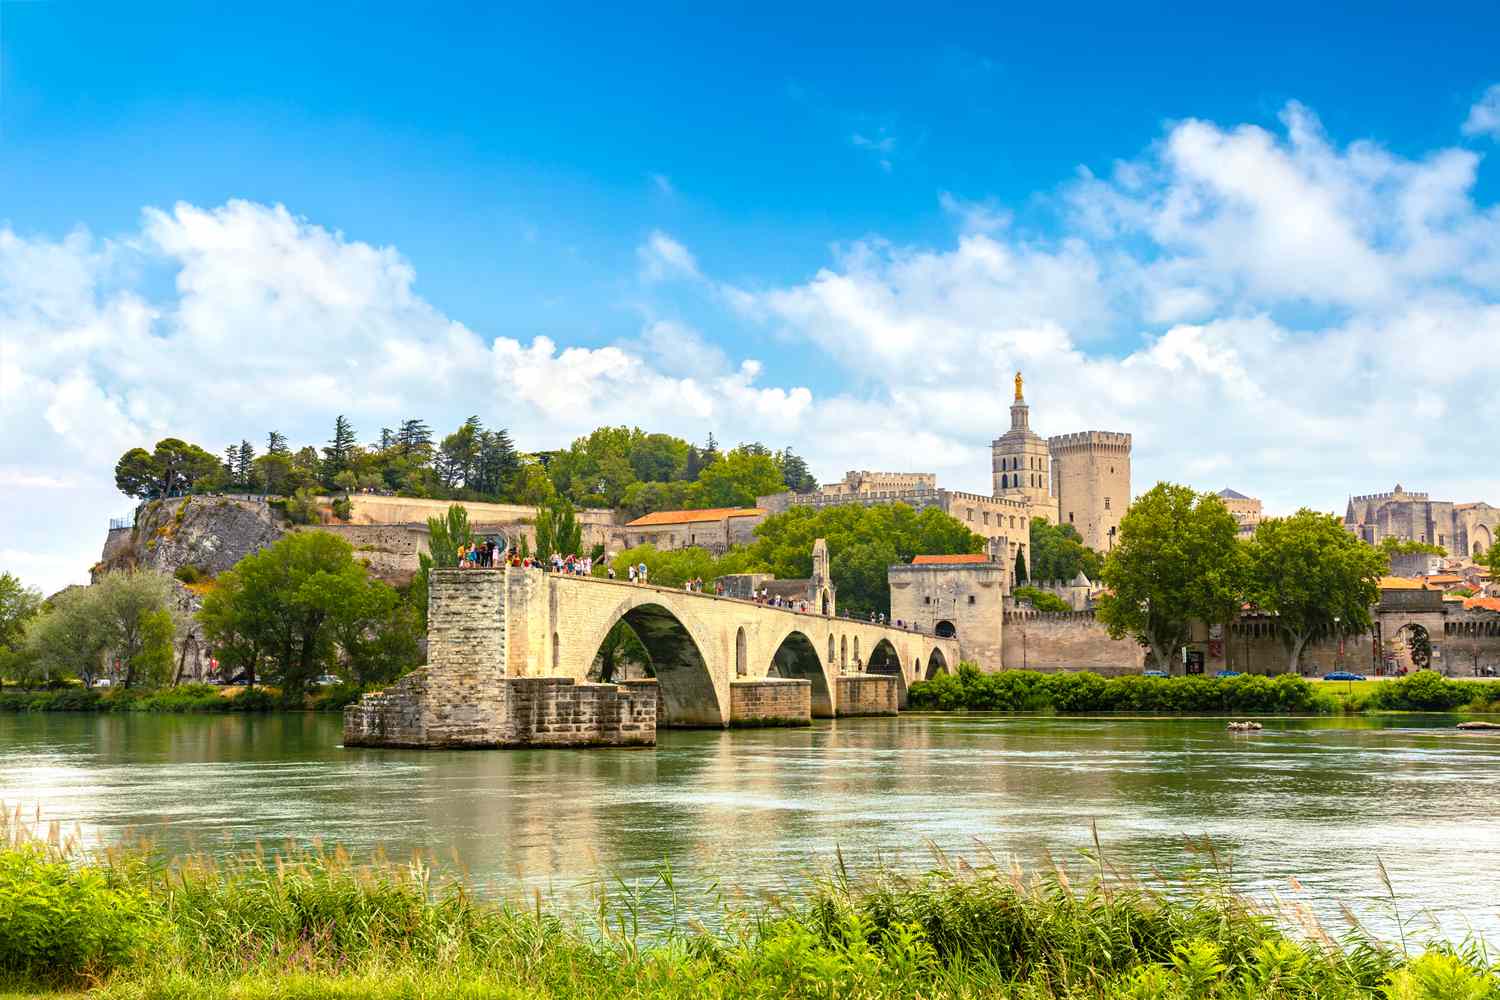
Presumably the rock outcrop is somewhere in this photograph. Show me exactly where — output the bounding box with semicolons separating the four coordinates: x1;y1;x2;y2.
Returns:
97;497;285;581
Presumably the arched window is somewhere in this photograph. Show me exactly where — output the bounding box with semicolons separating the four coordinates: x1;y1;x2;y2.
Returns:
1001;474;1008;489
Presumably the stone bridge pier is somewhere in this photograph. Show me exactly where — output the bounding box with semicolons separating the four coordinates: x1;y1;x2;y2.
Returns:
345;567;959;748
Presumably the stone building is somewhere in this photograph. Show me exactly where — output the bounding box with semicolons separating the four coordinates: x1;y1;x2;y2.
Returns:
1216;488;1262;538
621;507;766;553
763;371;1132;564
888;553;1007;670
1345;485;1500;558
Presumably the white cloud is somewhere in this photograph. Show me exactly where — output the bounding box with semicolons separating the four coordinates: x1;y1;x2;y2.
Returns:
851;129;896;172
636;230;700;282
1462;83;1500;138
5;97;1500;595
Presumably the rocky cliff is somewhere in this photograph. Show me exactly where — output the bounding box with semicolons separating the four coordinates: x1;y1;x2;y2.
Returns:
97;496;285;581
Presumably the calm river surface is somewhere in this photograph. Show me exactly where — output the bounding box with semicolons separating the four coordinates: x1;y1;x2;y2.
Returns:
4;712;1498;938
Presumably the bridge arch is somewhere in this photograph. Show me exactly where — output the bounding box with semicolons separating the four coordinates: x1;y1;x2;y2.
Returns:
574;595;725;727
866;638;908;706
925;646;950;680
769;626;835;717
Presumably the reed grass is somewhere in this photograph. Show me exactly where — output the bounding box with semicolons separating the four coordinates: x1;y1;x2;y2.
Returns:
3;808;1497;999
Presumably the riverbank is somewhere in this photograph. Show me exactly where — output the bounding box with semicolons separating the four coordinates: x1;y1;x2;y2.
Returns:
906;666;1500;716
3;826;1493;1000
0;682;363;714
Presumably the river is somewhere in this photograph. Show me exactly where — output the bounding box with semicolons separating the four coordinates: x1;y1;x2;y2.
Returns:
4;712;1498;940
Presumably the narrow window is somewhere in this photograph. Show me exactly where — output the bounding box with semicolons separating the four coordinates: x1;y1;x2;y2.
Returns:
968;595;976;604
1104;497;1111;510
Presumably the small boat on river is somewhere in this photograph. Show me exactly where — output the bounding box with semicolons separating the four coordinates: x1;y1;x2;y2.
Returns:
1227;721;1264;732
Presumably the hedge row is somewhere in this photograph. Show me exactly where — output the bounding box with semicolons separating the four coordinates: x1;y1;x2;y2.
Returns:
907;665;1500;715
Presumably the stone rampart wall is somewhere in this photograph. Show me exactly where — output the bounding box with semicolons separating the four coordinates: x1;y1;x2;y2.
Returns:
730;678;812;726
835;674;899;716
1002;611;1145;674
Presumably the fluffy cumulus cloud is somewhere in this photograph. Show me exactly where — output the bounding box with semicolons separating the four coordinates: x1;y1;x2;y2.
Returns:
1464;83;1500;139
4;97;1500;593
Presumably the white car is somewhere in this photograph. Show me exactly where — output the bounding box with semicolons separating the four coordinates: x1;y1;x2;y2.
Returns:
92;678;112;688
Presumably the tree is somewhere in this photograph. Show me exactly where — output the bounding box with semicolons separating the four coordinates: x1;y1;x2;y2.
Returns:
199;532;395;702
1479;541;1500;576
630;433;689;483
396;419;433;459
266;430;289;455
0;573;43;652
1096;483;1246;673
437;416;484;490
285;487;321;525
510;458;556;506
1014;549;1028;585
535;498;583;562
1029;519;1103;583
235;440;256;486
474;428;521;499
323;415;358;480
425;504;475;569
777;448;818;493
1013;585;1071;612
1248;509;1388;674
740;502;985;617
1378;536;1447;558
92;570;180;689
592;620;650;682
113;438;222;499
688;447;785;508
21;588;107;687
252;451;294;495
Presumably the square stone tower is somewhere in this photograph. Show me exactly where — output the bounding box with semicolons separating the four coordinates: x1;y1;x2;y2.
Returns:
1048;431;1132;553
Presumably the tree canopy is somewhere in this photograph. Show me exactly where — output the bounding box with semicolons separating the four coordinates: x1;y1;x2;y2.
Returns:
1248;509;1390;673
199;532;419;698
1028;519;1103;583
1096;483;1245;672
114;438;224;499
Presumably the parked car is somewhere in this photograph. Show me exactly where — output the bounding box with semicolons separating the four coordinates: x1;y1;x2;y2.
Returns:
1143;670;1169;678
1322;671;1366;681
91;677;112;688
313;674;341;687
1215;670;1242;678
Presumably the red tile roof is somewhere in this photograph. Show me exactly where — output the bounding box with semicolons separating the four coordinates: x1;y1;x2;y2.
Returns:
911;553;991;565
1463;597;1500;613
625;507;765;527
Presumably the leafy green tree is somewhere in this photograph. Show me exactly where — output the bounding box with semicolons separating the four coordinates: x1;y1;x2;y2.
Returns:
1096;483;1245;672
474;428;521;498
1378;536;1447;558
131;610;177;688
629;433;688;483
20;588;107;687
621;480;690;518
776;448;818;493
1482;541;1500;576
323;415;358;479
535;498;583;562
113;438;222;499
92;570;180;689
251;451;294;495
1248;509;1389;673
509;458;556;506
0;573;43;653
285;487;322;525
437;416;484;490
266;430;289;455
1013;586;1071;612
688;447;785;508
1029;519;1103;583
741;503;985;617
396;419;433;458
605;544;754;590
200;532;396;701
425;504;474;569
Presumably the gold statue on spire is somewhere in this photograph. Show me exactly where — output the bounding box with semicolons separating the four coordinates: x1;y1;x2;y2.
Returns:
1014;370;1024;402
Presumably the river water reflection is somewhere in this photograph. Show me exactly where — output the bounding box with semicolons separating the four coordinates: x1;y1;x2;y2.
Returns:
4;712;1498;938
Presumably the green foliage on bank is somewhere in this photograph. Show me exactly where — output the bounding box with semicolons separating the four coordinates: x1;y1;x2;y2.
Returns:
0;682;366;714
908;664;1341;714
908;665;1500;716
3;832;1496;999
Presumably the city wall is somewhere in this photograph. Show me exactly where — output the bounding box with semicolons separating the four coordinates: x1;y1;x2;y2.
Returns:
1002;610;1144;675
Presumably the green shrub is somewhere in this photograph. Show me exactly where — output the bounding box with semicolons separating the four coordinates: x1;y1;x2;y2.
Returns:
231;686;277;712
173;563;206;584
331;496;353;522
1367;670;1473;711
909;666;1332;715
310;682;366;712
0;846;156;979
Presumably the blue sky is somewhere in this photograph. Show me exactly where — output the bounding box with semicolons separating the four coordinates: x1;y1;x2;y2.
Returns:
4;3;1500;591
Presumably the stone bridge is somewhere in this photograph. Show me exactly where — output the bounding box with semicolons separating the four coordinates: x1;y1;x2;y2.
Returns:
344;567;959;748
527;569;959;725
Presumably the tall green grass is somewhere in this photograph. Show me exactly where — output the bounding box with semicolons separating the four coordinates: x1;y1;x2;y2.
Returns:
2;809;1496;998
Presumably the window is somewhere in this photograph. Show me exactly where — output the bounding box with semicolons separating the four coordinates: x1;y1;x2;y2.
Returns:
923;595;931;605
1104;497;1111;510
983;511;990;525
1069;512;1074;523
967;508;974;521
968;595;976;604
